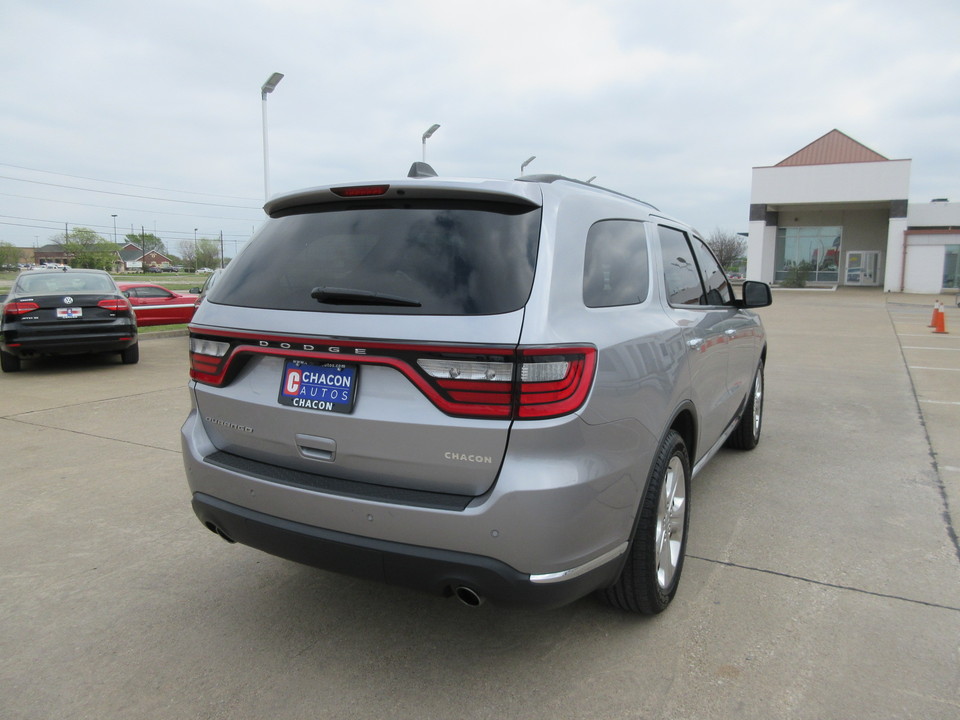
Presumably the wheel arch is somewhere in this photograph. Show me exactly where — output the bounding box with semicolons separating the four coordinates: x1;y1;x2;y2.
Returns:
668;401;697;467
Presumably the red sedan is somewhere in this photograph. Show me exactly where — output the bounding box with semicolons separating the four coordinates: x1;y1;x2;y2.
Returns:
118;282;199;326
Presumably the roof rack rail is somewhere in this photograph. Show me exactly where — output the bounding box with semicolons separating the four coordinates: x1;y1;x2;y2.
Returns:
517;173;659;211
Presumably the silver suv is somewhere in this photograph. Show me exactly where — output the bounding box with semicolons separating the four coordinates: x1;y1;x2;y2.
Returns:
181;167;771;613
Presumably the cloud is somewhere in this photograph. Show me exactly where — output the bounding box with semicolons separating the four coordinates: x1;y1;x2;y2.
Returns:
1;0;958;249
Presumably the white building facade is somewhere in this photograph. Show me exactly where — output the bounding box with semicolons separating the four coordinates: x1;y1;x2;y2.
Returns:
747;130;960;293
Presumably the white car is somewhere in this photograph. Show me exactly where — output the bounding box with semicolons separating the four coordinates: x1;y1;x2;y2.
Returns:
197;267;214;274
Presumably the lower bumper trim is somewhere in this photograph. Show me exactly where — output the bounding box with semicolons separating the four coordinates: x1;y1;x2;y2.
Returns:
191;492;621;608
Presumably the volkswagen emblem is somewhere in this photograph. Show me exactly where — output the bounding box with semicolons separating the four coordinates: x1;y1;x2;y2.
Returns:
64;296;74;304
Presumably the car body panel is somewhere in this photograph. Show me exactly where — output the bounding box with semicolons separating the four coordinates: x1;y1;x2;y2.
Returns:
118;282;198;326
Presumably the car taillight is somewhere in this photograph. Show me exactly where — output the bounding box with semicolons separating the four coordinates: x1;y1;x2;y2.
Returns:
4;301;40;315
98;298;131;311
189;337;232;384
188;331;597;420
517;348;596;418
415;348;597;419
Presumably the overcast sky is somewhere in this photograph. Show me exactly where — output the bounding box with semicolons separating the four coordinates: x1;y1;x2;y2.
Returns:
2;0;958;259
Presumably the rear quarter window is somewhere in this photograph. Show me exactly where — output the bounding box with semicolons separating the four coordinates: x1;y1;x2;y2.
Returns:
212;201;542;316
583;220;649;307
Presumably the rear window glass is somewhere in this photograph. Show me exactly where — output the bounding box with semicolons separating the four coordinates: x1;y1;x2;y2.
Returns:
212;201;542;315
16;272;115;295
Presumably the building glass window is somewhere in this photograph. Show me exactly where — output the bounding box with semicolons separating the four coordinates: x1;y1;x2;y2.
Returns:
945;245;960;289
774;226;842;283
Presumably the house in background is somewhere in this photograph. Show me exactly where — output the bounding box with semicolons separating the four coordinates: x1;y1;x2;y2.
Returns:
747;129;960;293
33;243;76;267
118;243;174;271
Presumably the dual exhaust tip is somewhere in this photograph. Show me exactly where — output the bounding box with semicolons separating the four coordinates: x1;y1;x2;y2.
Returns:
205;521;486;607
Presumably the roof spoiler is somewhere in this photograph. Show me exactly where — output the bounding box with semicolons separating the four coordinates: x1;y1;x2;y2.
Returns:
407;162;438;178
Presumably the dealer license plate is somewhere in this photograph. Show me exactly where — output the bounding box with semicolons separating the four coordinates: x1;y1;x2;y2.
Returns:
278;359;358;414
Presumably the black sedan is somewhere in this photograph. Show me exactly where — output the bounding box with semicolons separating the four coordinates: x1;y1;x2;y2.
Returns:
1;269;139;372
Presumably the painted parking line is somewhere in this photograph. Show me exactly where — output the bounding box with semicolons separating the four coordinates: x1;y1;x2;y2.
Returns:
902;346;960;351
919;400;960;406
895;333;960;339
909;366;960;371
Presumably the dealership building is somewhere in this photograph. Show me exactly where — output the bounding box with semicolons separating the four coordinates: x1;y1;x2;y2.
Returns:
746;129;959;293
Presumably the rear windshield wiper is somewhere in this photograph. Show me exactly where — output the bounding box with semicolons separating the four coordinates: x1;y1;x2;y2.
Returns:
311;286;422;307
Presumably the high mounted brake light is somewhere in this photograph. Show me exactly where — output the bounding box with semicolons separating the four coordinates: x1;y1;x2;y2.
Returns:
331;185;390;197
188;330;597;420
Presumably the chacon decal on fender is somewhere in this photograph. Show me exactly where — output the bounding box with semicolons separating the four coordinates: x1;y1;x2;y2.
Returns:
444;451;494;465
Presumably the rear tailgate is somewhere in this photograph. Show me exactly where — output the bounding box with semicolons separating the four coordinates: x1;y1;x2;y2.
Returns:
190;310;524;497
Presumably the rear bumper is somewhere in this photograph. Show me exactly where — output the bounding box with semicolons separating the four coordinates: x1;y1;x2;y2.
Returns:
3;325;137;357
191;492;622;608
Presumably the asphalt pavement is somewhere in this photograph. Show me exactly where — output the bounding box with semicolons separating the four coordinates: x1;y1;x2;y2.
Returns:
1;289;958;719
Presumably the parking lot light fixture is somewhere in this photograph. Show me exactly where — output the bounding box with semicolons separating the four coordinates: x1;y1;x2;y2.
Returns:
261;72;285;201
422;124;440;163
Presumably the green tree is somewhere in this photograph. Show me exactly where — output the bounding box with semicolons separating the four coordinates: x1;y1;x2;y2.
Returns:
124;232;166;255
0;240;20;268
179;237;220;270
53;227;118;270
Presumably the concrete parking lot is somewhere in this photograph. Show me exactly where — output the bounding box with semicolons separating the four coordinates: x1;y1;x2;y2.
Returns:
1;290;958;719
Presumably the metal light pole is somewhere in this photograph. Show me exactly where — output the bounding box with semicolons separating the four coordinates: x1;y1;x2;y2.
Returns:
194;228;198;271
261;72;284;202
111;214;118;245
521;156;536;175
422;124;440;163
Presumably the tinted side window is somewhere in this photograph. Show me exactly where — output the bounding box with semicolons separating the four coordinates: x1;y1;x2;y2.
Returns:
691;237;733;306
658;226;704;305
583;220;649;307
138;287;173;299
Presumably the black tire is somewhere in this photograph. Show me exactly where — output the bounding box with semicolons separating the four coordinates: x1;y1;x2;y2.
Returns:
599;429;690;614
726;359;764;451
0;349;21;373
120;342;140;365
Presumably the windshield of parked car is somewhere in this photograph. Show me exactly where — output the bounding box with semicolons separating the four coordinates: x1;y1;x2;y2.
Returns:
210;200;542;315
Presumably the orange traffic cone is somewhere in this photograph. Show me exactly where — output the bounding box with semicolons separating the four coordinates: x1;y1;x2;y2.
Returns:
928;300;940;327
932;302;948;334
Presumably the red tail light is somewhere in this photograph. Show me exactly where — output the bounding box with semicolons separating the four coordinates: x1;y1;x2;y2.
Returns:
518;348;597;418
188;331;597;420
189;337;232;385
4;301;40;315
98;298;132;311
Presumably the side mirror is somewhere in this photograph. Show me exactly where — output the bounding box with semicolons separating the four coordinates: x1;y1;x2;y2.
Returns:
740;280;772;308
122;291;131;298
189;287;201;294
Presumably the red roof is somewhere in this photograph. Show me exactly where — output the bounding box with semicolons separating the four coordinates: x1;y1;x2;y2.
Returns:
776;129;889;166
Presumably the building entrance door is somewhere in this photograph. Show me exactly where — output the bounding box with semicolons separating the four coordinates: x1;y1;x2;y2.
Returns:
846;251;881;286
